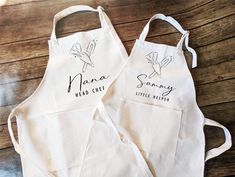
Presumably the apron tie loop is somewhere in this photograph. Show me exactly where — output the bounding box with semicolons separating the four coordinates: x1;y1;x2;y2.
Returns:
204;118;232;162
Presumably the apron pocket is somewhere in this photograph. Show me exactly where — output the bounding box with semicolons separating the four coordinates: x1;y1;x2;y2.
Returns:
117;100;182;157
18;107;96;173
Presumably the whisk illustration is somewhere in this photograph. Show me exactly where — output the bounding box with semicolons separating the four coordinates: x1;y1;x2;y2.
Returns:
146;52;173;79
70;39;97;73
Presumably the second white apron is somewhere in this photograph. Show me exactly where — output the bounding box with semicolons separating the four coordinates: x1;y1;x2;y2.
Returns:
103;13;232;177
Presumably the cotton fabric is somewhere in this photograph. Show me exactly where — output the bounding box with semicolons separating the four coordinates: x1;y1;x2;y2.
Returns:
8;5;153;177
103;13;232;177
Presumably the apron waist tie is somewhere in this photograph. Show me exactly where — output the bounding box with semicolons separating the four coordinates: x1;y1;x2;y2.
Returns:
8;110;56;177
204;118;232;162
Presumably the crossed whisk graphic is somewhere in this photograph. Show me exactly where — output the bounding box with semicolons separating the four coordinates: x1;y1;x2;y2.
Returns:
70;39;97;73
146;52;173;79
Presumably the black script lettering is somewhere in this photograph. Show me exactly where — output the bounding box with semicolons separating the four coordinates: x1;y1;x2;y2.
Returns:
67;73;110;93
136;74;175;97
136;74;147;88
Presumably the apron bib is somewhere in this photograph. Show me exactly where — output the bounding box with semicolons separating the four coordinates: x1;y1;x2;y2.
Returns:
103;13;232;177
7;5;149;177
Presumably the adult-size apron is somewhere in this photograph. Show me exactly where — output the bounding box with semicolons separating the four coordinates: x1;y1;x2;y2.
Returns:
7;5;152;177
103;14;232;177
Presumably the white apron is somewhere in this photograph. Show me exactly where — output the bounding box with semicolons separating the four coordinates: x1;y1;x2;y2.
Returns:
103;14;232;177
8;5;152;177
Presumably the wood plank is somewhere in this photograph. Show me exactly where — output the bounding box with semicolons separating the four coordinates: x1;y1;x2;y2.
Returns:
0;56;48;84
194;37;235;67
0;0;223;44
0;30;234;86
192;59;235;85
93;0;154;7
0;38;49;64
190;15;235;48
205;149;235;177
201;102;235;125
1;16;234;75
0;104;16;125
0;0;153;7
1;48;235;86
0;147;22;177
1;0;235;64
0;0;42;6
119;0;235;41
196;79;235;107
0;78;41;107
146;14;235;48
0;122;17;149
0;37;234;87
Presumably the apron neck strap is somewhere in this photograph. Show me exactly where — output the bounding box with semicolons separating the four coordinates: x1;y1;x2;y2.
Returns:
50;5;106;44
139;14;197;68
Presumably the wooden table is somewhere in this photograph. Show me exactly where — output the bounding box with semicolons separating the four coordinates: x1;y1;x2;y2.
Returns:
0;0;234;176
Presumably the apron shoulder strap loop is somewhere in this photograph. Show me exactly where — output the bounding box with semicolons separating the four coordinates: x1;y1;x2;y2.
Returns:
8;109;22;154
139;13;197;68
50;5;106;44
204;118;232;162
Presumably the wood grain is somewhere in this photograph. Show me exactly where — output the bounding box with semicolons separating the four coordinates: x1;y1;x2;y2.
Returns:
0;122;17;149
1;0;234;64
1;35;234;85
0;0;234;176
192;59;235;85
201;102;235;125
0;0;214;44
196;79;235;107
205;150;235;177
0;22;234;86
0;104;16;125
0;78;41;107
0;0;42;6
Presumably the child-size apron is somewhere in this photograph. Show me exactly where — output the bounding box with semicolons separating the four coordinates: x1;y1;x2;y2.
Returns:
8;5;153;177
103;13;232;177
